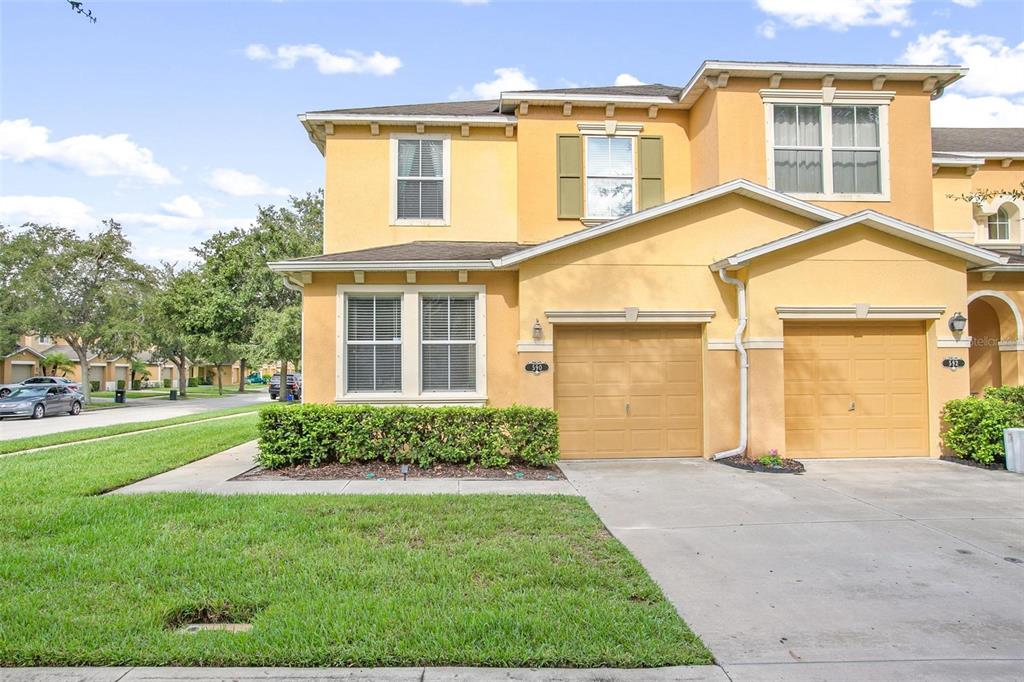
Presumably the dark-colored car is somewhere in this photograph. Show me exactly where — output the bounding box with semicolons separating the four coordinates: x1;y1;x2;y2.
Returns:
268;373;301;400
0;385;84;420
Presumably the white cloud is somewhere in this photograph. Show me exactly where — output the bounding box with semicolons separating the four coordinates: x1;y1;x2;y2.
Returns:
0;195;95;229
207;168;290;197
159;194;204;219
113;212;251;233
245;43;401;76
755;0;912;30
450;67;538;100
0;119;176;184
951;0;979;6
757;21;778;39
931;92;1024;126
900;31;1024;96
614;73;645;86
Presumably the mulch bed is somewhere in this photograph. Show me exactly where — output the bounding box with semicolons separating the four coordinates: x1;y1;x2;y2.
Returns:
939;455;1007;471
238;460;565;481
717;455;805;474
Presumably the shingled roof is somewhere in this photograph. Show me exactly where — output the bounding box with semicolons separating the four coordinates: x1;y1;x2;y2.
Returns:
932;128;1024;155
287;241;528;264
309;100;502;117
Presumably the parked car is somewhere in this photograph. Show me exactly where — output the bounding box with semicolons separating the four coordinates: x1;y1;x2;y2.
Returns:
268;373;302;400
0;376;79;399
0;385;83;420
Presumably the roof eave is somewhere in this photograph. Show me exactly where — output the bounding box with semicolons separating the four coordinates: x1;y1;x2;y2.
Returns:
268;259;502;272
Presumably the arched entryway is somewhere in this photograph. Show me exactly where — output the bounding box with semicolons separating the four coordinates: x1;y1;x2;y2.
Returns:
967;290;1023;395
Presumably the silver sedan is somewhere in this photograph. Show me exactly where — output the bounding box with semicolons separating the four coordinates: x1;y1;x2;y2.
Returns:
0;385;84;420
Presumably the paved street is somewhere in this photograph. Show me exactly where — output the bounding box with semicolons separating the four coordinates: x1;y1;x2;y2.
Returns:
0;390;270;441
559;457;1024;681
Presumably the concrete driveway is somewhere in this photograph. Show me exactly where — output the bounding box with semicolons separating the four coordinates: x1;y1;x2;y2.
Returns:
560;457;1024;681
0;390;268;441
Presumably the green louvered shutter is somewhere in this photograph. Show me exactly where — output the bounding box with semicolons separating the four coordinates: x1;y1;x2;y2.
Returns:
638;136;664;210
557;134;583;219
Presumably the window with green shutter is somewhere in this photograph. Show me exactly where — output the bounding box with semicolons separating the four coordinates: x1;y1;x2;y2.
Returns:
557;134;583;219
638;136;664;210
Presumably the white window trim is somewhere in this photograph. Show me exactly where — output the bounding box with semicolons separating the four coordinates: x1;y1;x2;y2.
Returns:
389;133;452;227
336;284;486;404
762;91;891;202
583;134;637;221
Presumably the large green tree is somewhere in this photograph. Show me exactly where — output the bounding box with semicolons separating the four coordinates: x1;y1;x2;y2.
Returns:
13;221;152;403
191;190;323;397
143;268;206;397
0;226;26;356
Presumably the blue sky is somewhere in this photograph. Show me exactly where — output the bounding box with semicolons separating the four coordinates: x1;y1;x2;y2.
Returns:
1;0;1022;264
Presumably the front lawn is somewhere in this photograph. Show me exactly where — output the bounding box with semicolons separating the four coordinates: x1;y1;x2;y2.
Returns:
0;416;710;667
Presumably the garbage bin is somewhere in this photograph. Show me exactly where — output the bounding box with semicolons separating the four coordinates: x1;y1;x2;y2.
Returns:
169;389;178;401
114;389;126;404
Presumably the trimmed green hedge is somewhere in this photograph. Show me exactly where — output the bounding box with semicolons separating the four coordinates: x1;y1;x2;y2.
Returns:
942;391;1024;464
257;404;560;469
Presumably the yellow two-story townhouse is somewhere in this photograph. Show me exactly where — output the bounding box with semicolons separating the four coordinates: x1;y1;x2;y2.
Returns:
270;60;1024;461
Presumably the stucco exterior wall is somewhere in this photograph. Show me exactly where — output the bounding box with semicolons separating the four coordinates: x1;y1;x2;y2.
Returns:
323;125;518;253
515;105;691;244
933;161;1024;243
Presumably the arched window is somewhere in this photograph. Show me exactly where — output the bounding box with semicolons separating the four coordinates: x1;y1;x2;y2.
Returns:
988;205;1011;241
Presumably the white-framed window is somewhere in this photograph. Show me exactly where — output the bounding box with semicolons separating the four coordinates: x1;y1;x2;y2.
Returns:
988;206;1011;241
346;295;402;393
763;90;891;200
337;284;486;403
585;135;635;219
390;134;451;226
421;295;477;392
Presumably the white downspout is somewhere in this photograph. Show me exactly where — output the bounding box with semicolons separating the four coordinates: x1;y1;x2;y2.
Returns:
712;268;748;460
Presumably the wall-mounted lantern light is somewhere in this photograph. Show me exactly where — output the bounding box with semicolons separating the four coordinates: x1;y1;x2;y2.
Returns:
949;311;968;334
532;319;543;341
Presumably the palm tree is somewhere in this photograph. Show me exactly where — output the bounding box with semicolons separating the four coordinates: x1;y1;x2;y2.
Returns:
40;351;75;378
129;358;151;389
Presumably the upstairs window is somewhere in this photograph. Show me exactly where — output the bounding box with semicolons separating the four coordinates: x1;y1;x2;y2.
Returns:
988;206;1011;241
765;94;889;200
832;106;880;195
346;295;402;393
772;104;823;194
585;136;635;218
392;135;450;225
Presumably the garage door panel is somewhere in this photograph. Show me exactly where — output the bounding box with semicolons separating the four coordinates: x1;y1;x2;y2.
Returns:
555;325;702;459
784;322;927;458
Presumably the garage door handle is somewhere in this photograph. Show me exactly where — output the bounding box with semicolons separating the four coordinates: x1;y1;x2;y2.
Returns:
625;402;631;415
849;400;856;411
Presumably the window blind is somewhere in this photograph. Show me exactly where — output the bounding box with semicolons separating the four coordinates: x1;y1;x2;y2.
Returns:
585;136;635;218
346;295;402;392
421;295;476;392
397;139;444;220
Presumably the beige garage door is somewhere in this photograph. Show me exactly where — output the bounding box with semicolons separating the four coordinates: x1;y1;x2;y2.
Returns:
12;363;33;382
784;322;928;458
554;325;702;459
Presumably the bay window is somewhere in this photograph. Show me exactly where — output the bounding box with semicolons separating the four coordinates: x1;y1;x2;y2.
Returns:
765;92;890;200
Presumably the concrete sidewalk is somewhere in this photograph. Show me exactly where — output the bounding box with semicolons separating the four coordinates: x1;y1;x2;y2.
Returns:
110;441;580;496
0;666;727;681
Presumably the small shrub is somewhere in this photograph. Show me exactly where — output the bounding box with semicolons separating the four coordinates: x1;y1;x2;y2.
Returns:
187;378;198;387
984;385;1024;408
942;396;1024;464
89;381;100;392
131;380;142;390
257;404;560;470
116;380;125;390
757;454;783;467
163;378;171;388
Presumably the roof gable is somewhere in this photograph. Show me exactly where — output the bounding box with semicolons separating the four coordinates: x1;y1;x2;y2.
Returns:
710;210;1008;270
494;180;843;267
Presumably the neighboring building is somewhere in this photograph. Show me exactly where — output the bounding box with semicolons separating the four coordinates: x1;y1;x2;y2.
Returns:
270;60;1024;460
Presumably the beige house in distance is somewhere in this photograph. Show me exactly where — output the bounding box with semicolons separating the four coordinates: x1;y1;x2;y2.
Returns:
270;60;1024;461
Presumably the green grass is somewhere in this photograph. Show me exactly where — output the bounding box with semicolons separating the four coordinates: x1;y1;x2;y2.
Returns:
0;405;262;455
91;385;260;399
0;417;710;667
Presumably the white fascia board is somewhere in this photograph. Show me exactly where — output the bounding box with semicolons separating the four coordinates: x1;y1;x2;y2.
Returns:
268;260;497;273
970;264;1024;272
4;346;45;359
712;210;1008;270
679;60;968;108
299;113;516;126
932;155;982;166
493;179;842;268
498;92;677;111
